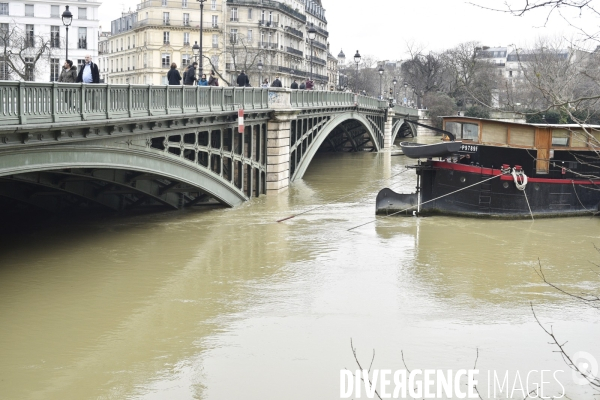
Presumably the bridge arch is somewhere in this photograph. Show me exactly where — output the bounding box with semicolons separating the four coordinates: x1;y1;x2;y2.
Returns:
0;146;249;211
290;112;382;182
391;118;417;145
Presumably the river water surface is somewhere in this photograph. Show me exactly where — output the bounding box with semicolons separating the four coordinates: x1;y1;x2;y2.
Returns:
0;151;599;399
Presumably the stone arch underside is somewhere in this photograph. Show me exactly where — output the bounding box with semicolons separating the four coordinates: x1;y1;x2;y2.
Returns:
290;112;383;182
0;147;250;213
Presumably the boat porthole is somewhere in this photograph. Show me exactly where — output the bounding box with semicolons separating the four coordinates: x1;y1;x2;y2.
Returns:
503;182;509;189
460;176;466;183
534;184;540;191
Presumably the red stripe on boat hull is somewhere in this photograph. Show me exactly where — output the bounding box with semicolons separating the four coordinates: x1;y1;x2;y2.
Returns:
430;161;600;185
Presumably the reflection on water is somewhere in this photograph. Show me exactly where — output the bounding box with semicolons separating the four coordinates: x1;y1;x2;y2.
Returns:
0;152;599;399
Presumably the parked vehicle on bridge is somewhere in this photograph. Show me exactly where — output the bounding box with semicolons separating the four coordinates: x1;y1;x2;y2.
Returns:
377;117;600;218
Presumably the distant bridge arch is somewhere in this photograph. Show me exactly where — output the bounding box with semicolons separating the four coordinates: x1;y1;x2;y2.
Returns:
391;118;417;145
290;112;383;182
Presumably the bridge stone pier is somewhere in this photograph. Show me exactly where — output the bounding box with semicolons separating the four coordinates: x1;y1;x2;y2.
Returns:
0;82;418;212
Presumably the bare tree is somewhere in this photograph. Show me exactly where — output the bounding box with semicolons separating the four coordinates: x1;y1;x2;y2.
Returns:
204;33;269;87
0;23;54;81
442;41;499;108
400;45;447;108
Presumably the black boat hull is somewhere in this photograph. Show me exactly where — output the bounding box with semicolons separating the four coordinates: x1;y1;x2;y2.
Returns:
377;162;600;218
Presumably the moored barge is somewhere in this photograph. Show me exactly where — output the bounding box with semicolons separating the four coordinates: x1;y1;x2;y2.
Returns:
377;117;600;218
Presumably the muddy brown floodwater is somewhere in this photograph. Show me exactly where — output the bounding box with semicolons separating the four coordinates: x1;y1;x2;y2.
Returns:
0;150;599;399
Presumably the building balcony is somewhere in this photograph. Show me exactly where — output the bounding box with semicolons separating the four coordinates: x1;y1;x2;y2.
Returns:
259;42;278;50
258;20;279;29
314;25;328;38
278;66;305;76
227;0;306;23
311;72;328;82
230;17;239;22
309;56;326;66
312;41;327;51
133;19;222;31
286;47;303;57
138;0;223;11
284;26;303;39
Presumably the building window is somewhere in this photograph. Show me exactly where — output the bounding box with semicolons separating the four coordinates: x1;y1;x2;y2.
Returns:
25;24;34;47
163;12;170;24
211;55;219;70
183;32;189;45
212;15;218;28
163;31;169;44
182;54;190;67
78;59;85;71
230;29;237;44
230;8;238;21
120;38;123;50
78;7;87;20
0;56;9;80
182;0;188;7
1;23;9;47
0;3;8;15
260;10;265;22
212;34;218;48
50;26;60;48
161;53;171;68
183;13;189;26
211;0;216;10
50;58;59;81
247;29;252;43
25;4;33;17
25;57;34;81
50;5;59;17
248;8;252;19
162;0;167;6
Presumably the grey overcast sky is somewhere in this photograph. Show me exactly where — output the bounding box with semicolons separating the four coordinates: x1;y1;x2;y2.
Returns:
99;0;600;59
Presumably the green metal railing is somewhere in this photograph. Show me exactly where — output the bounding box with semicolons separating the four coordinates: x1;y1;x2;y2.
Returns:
0;82;269;125
392;104;417;116
356;95;388;110
0;81;411;126
290;90;355;108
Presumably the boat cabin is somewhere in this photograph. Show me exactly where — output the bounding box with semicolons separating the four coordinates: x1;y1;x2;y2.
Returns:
442;117;600;175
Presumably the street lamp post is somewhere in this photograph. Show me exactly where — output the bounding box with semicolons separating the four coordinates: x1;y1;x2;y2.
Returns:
378;65;384;99
404;82;408;105
307;24;317;84
353;50;361;92
257;59;263;87
61;6;73;61
196;0;207;76
192;41;200;65
392;77;397;103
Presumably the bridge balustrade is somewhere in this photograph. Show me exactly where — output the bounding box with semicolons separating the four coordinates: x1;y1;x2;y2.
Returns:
0;82;270;125
392;104;415;115
356;95;388;110
289;90;355;108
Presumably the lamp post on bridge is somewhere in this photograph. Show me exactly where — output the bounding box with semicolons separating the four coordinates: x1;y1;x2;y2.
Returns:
257;59;263;86
196;0;207;77
378;64;384;99
404;82;408;105
61;6;73;62
192;41;200;68
392;77;397;103
354;50;361;92
307;24;317;84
